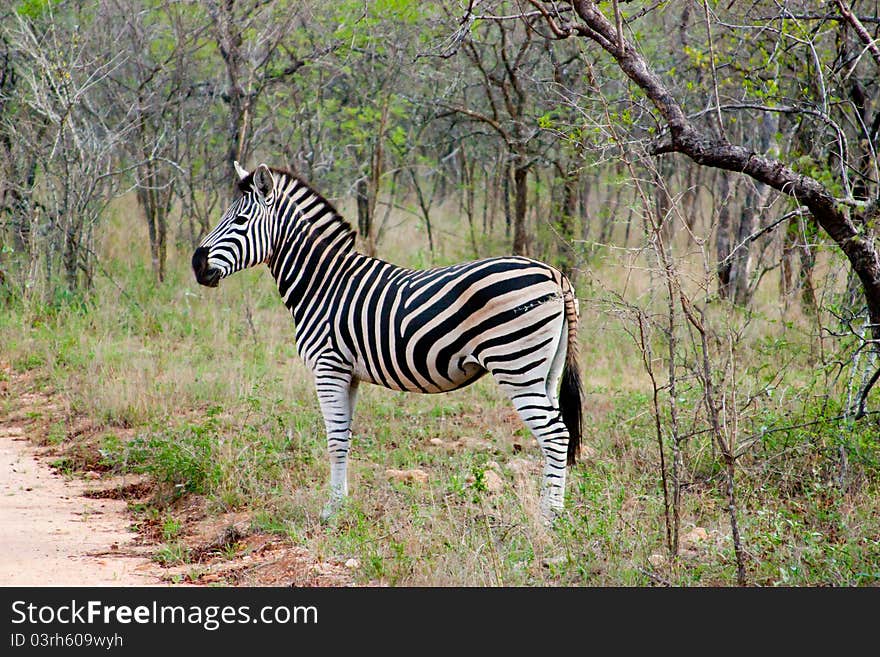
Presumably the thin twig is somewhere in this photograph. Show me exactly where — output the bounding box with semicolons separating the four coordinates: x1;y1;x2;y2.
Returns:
735;409;880;459
612;0;625;54
702;0;725;141
637;566;672;587
717;207;808;269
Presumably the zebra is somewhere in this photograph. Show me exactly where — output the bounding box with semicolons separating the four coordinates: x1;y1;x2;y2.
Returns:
192;162;584;523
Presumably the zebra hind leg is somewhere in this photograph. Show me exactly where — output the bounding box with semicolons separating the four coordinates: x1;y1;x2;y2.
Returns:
314;364;359;521
491;374;570;524
483;311;570;524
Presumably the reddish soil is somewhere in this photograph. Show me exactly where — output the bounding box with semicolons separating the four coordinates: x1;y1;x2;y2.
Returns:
0;368;356;587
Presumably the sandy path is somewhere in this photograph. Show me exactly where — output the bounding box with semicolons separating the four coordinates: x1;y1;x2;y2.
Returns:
0;426;164;586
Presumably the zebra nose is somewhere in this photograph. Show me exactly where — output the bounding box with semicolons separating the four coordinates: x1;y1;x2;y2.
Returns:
192;247;219;287
192;247;209;276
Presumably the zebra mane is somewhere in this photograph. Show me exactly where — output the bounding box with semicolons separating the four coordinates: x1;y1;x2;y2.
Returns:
239;166;357;252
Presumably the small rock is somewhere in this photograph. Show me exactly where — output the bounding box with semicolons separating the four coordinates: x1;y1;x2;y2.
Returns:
84;471;101;480
456;436;493;451
508;458;536;475
542;554;567;568
648;553;665;567
483;469;504;493
681;527;710;550
344;558;360;569
385;468;429;484
311;562;335;576
578;445;598;461
465;468;504;493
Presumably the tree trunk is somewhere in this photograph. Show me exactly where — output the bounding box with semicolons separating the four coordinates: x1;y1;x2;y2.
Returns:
136;150;171;284
681;163;699;239
799;216;817;313
512;164;530;256
208;0;250;195
716;172;732;298
62;209;83;293
652;160;673;246
462;153;478;258
579;175;592;243
729;197;756;306
356;177;372;256
481;163;490;236
408;167;435;255
781;219;797;300
137;186;159;281
557;167;579;280
600;167;622;245
730;182;773;306
502;162;513;239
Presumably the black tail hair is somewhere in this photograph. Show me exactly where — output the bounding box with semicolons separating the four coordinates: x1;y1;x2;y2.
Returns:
560;354;584;466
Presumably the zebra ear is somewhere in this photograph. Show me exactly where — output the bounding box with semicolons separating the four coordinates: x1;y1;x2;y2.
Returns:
253;164;275;200
233;160;249;181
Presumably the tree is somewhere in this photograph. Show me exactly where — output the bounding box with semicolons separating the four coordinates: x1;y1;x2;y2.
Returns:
1;4;130;296
105;1;209;282
205;0;306;194
529;0;880;376
438;9;565;256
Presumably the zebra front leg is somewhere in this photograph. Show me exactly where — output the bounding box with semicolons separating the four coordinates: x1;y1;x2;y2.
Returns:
315;364;359;521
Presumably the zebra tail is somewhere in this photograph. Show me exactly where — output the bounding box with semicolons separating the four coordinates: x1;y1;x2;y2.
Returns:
560;286;583;467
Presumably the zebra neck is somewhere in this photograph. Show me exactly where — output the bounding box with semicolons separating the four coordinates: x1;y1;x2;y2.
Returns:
268;200;357;325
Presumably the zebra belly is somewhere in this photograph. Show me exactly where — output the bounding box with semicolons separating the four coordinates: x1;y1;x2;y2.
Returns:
349;346;488;393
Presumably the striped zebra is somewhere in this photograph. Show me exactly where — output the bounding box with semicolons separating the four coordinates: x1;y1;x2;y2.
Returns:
192;163;584;523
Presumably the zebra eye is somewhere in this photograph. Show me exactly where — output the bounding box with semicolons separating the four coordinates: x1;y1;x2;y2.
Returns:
232;215;248;226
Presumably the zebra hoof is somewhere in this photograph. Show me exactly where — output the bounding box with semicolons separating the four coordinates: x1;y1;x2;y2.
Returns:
320;498;345;522
539;500;564;527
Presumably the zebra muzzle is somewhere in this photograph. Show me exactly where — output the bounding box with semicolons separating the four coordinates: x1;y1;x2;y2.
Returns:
192;247;221;288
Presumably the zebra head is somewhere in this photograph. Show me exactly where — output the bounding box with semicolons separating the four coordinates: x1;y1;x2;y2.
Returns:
192;162;278;288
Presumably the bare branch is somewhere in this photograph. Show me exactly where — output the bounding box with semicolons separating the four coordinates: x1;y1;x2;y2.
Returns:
834;0;880;69
560;0;880;340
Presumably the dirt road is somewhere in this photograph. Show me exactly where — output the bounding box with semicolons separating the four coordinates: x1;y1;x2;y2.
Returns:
0;425;163;586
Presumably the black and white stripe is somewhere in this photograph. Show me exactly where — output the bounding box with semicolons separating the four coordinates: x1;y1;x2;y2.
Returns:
193;163;584;522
